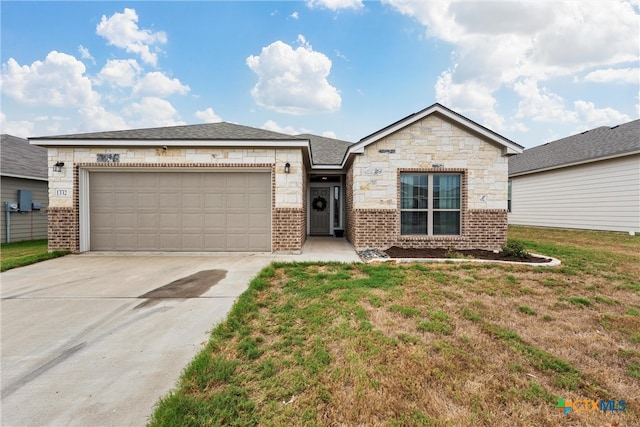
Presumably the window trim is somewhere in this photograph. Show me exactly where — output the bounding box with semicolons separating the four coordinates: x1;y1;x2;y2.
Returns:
400;171;463;236
396;168;469;242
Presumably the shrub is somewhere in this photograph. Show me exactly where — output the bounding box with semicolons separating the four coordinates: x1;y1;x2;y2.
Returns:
501;239;530;258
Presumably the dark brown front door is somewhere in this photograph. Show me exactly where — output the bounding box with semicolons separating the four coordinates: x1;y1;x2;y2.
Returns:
310;187;330;235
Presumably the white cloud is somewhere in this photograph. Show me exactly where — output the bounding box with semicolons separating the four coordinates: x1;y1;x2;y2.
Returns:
291;11;299;19
79;105;128;131
307;0;364;10
133;71;190;96
195;107;222;123
261;120;300;135
583;67;640;84
435;70;504;130
96;8;167;66
124;97;185;128
513;79;577;123
1;51;99;107
246;35;341;114
78;45;95;64
98;59;142;87
384;0;639;127
322;130;337;138
573;100;631;127
0;112;34;138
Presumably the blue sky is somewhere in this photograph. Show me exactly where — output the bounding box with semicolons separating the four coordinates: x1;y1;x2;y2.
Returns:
1;1;638;148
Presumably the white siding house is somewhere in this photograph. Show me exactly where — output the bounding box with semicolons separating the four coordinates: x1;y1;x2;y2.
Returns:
508;120;640;234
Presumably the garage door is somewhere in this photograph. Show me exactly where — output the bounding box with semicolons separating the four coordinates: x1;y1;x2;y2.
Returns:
89;171;271;251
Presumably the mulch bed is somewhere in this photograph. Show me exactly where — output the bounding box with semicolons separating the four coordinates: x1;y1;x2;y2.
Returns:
384;246;551;263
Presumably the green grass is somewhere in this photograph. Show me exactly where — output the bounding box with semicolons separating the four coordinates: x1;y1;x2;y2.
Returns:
149;226;640;426
1;239;69;272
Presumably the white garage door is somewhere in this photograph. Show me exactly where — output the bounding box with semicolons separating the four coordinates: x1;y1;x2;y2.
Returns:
89;171;271;251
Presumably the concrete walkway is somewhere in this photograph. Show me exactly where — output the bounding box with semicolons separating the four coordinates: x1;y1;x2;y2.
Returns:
278;236;361;262
0;238;359;427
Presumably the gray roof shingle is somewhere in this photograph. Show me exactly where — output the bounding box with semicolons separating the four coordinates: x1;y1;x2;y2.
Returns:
297;134;353;165
30;122;301;141
509;119;640;176
1;134;48;179
31;122;355;166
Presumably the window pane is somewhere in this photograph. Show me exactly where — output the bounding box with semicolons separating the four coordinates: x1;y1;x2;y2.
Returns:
433;211;460;235
401;211;427;235
434;174;460;209
401;174;428;209
334;186;340;228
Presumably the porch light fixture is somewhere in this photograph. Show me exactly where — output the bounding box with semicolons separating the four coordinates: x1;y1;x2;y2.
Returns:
53;161;65;172
284;162;291;174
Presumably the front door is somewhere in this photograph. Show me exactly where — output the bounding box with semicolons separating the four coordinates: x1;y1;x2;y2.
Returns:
310;187;330;235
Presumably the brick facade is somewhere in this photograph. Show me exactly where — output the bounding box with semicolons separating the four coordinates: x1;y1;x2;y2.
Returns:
345;166;355;244
348;208;507;251
272;208;305;252
48;207;78;252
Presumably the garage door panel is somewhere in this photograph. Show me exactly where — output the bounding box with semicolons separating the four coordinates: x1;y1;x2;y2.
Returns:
114;213;136;228
182;193;202;208
182;234;204;249
114;233;137;248
90;171;271;251
115;193;137;207
249;213;270;227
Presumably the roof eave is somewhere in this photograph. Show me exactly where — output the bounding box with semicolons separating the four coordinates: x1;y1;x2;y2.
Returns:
1;172;48;181
29;139;309;148
509;150;640;178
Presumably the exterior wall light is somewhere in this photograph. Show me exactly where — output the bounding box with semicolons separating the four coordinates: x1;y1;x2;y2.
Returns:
284;162;291;174
53;161;65;172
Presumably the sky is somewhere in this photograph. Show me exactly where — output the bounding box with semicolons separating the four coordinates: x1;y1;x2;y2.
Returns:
1;0;638;148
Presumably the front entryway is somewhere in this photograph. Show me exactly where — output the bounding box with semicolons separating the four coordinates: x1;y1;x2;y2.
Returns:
310;187;331;235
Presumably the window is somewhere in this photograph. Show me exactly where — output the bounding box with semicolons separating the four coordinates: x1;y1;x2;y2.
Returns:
507;180;512;213
401;173;461;235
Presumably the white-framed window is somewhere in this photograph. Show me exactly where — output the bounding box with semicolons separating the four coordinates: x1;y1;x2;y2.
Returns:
507;180;512;213
400;173;461;235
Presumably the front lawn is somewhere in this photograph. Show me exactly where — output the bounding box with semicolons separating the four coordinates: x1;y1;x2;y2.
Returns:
1;239;69;272
150;226;639;426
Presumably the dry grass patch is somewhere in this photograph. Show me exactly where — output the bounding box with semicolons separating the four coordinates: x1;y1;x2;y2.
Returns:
150;228;639;426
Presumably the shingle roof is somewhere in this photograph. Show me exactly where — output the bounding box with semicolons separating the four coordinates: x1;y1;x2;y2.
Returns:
30;122;355;167
30;122;301;141
1;134;48;180
297;134;352;165
509;119;640;176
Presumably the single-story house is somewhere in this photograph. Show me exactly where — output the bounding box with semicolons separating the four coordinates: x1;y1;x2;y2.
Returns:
30;103;523;253
1;134;49;243
508;119;640;234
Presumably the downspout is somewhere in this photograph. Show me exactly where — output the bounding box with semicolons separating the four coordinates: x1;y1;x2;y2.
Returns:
5;203;11;243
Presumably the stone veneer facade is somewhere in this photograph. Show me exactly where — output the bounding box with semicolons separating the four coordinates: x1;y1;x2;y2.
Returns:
47;147;305;253
347;114;509;251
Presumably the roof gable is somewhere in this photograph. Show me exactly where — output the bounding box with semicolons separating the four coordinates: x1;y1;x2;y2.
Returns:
1;134;48;180
509;119;640;176
349;103;523;157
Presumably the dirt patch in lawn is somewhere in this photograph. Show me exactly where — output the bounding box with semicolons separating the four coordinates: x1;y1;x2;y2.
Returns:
385;246;551;263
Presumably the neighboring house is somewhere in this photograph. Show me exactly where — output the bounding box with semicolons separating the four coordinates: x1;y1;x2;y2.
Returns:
30;103;523;253
509;119;640;234
1;134;49;243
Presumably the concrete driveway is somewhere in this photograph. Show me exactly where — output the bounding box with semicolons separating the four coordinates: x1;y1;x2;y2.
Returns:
1;253;274;426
